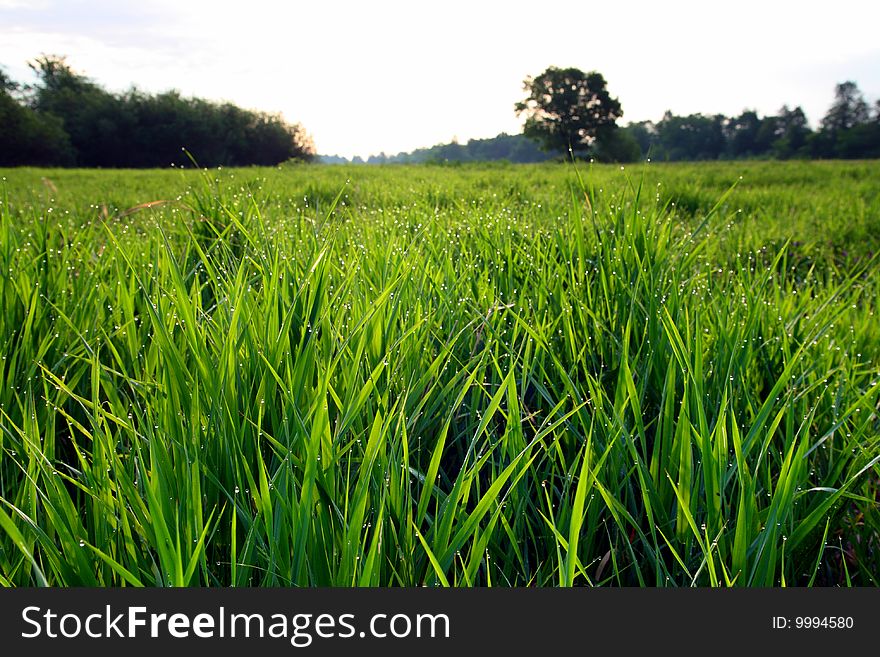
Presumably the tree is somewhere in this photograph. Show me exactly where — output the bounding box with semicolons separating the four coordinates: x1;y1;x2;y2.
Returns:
0;93;75;166
28;54;128;166
771;105;810;158
593;127;641;162
654;112;725;161
0;62;74;166
515;67;622;156
821;81;869;133
816;81;873;158
623;121;658;158
724;110;764;158
14;54;315;167
369;133;555;164
0;66;18;94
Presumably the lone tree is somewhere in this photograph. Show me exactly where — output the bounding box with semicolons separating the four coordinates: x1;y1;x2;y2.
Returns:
821;81;870;133
515;66;622;156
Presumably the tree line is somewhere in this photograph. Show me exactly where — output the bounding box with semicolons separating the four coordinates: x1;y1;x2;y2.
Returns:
324;70;879;165
319;133;555;165
1;55;315;168
3;58;878;167
514;67;880;162
622;82;880;161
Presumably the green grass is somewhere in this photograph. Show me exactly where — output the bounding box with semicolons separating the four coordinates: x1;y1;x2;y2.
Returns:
0;160;878;587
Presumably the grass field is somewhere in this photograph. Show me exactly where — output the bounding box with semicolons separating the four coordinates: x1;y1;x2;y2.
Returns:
0;160;878;587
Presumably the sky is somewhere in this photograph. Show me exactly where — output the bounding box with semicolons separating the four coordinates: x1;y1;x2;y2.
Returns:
1;0;879;159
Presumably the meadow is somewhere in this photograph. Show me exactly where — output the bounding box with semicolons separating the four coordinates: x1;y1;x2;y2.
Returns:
0;160;878;587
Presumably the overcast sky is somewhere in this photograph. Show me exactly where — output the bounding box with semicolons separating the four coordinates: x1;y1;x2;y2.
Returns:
2;0;879;158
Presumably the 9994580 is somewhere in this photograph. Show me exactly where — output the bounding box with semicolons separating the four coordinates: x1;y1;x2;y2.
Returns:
772;617;854;630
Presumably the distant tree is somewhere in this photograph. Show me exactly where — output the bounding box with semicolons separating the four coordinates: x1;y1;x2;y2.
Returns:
515;67;622;156
317;154;350;165
0;66;18;94
470;132;555;163
0;96;74;166
821;81;870;133
17;54;314;167
28;55;131;166
845;99;880;158
835;123;880;158
771;105;811;158
0;62;74;166
724;110;765;157
751;115;779;155
431;138;468;162
593;127;641;162
622;121;658;158
375;133;556;164
816;81;874;158
503;133;557;162
655;112;725;161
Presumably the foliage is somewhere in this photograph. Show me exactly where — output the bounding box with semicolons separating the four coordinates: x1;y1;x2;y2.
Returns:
347;133;559;164
821;82;871;133
0;90;75;167
1;56;315;167
515;67;623;156
332;81;879;167
619;82;880;162
654;112;727;161
592;126;642;163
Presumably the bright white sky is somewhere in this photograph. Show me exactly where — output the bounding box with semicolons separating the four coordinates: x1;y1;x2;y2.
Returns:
1;0;879;159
